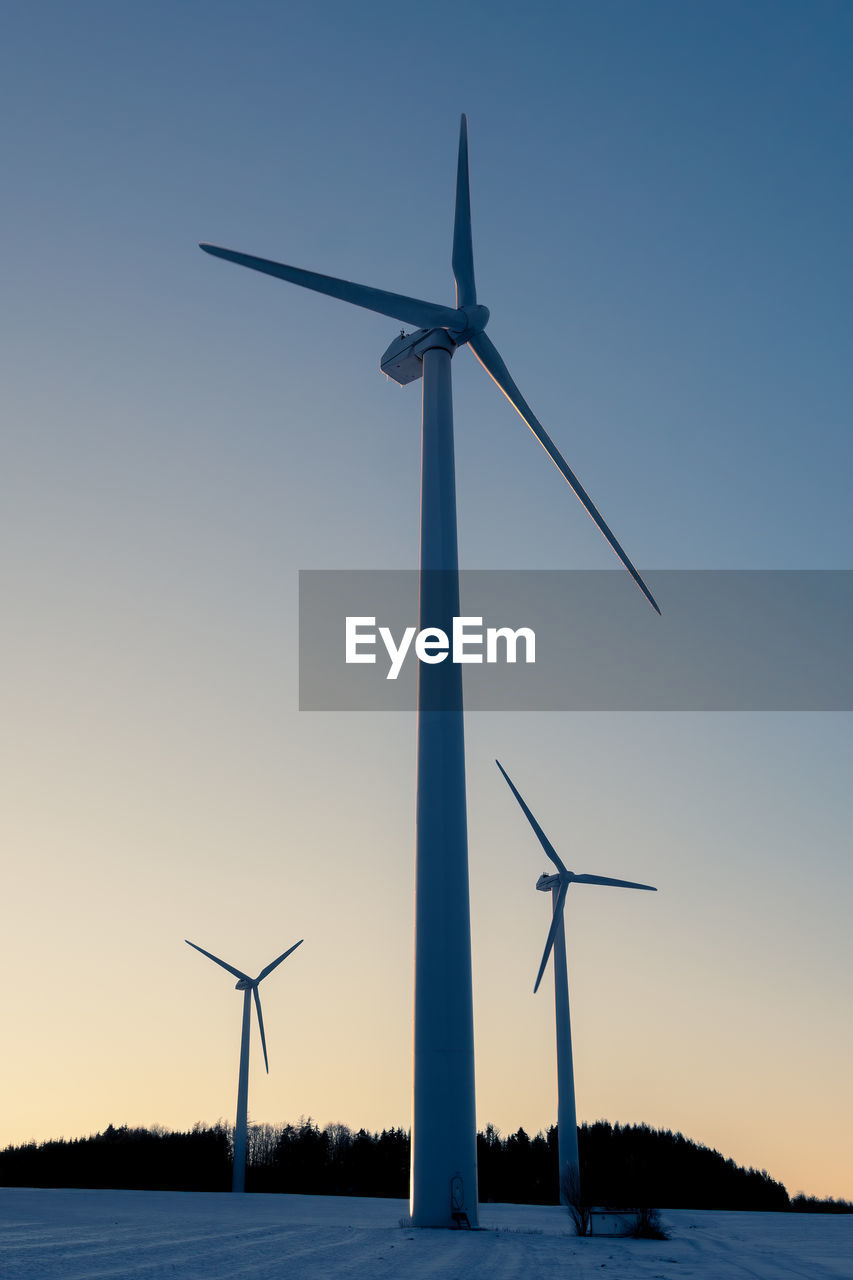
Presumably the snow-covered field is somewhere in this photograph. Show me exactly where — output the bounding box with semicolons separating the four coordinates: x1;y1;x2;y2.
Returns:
1;1188;851;1279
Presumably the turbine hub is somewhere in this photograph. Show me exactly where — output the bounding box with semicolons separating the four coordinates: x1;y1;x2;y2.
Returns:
458;304;489;333
448;304;489;346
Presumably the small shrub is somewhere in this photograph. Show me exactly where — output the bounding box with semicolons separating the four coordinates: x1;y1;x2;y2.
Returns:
561;1168;590;1236
631;1206;669;1239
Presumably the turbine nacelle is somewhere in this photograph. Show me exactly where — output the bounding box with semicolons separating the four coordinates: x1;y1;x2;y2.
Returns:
380;304;490;387
537;872;561;892
234;978;253;990
380;328;432;386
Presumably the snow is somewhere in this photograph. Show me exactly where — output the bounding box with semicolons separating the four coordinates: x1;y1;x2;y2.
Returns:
1;1188;851;1279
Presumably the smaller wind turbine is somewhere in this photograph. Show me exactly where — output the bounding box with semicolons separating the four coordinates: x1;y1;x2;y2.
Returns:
186;937;303;1192
495;760;656;1213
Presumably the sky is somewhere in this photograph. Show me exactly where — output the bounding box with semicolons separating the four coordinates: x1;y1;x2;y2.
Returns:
2;0;852;1201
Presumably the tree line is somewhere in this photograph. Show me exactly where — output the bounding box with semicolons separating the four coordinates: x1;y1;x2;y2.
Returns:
1;1118;849;1211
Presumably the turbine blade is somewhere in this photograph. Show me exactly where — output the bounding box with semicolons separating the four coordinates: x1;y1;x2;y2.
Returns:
253;986;269;1074
452;114;476;307
200;244;464;332
185;940;249;983
256;939;303;984
533;878;569;994
469;331;661;615
573;873;657;891
495;760;568;876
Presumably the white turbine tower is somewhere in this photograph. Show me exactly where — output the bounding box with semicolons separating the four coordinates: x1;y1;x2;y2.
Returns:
186;938;302;1193
200;116;659;1227
496;760;656;1209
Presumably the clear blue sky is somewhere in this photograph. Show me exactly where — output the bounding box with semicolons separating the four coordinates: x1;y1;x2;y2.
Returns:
2;0;852;1199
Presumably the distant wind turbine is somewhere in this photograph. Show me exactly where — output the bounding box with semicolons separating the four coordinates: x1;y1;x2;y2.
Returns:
201;114;659;1227
496;760;656;1210
186;937;302;1193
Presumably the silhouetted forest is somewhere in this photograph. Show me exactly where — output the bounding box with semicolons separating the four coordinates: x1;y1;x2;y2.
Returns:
1;1118;849;1211
790;1193;853;1213
0;1123;230;1192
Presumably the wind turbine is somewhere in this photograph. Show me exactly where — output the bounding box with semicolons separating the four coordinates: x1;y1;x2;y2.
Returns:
495;760;656;1211
186;937;302;1193
200;115;659;1227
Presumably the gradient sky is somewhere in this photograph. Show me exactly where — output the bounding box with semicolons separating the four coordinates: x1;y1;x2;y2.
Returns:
2;0;852;1201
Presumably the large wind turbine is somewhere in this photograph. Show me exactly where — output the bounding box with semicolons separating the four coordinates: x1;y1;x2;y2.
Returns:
200;116;659;1227
496;760;656;1210
186;938;302;1193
